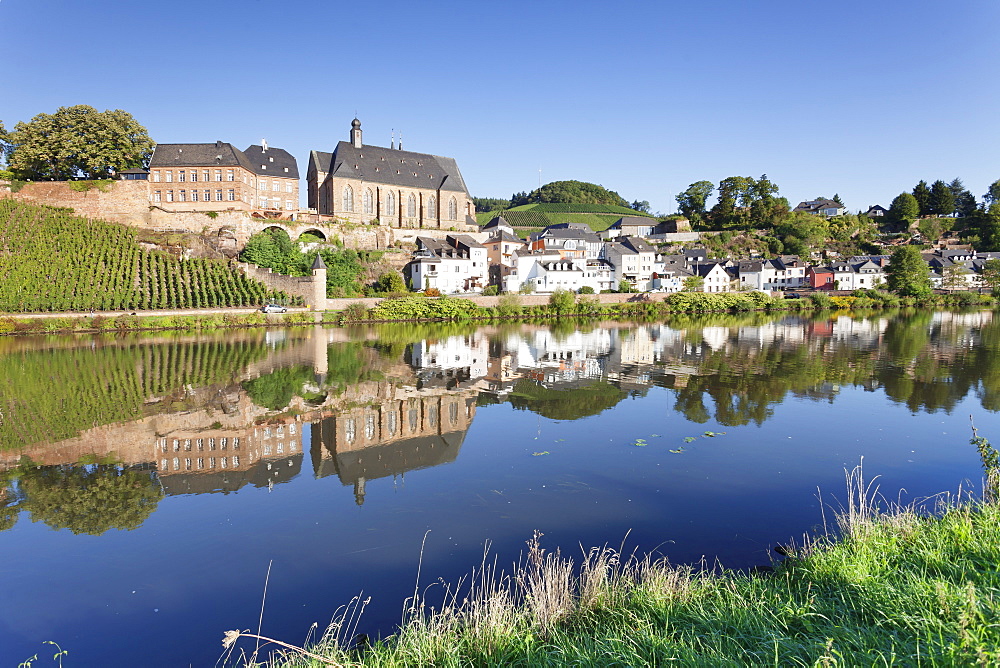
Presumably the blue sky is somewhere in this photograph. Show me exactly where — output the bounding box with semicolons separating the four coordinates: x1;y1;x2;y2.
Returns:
3;0;999;214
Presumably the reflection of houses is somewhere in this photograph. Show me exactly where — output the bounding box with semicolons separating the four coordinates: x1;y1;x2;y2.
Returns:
310;392;478;504
153;419;304;493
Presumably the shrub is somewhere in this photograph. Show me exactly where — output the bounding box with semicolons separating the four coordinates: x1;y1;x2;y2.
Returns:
548;288;576;315
341;302;369;322
577;286;595;294
496;293;523;317
482;285;499;296
425;287;442;297
809;292;833;309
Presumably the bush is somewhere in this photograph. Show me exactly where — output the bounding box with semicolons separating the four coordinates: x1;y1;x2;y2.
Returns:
809;292;833;309
367;296;485;321
424;287;442;297
496;293;523;317
482;285;499;296
375;271;407;294
577;286;595;294
341;302;369;322
548;288;576;315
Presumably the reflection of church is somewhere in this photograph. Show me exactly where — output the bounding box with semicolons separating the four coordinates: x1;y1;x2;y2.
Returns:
310;391;478;505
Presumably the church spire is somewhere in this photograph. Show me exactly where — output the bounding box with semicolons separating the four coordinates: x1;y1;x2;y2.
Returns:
350;118;362;148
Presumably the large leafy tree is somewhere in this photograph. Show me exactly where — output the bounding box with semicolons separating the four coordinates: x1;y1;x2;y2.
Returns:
927;180;955;217
888;192;919;226
5;105;153;180
675;180;714;226
974;203;1000;251
885;245;932;297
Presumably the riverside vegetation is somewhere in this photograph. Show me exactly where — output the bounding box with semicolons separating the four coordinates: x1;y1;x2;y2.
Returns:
229;434;1000;667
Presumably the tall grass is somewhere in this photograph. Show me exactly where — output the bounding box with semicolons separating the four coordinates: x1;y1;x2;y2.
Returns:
234;438;1000;667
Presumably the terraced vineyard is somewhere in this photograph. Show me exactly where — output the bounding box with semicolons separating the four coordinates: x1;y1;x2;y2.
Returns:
476;202;654;235
0;200;290;312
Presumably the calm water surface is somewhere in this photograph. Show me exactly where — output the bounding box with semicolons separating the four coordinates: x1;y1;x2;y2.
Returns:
1;310;998;666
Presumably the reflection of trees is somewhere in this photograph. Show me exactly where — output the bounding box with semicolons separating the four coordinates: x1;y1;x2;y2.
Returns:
508;379;626;421
243;365;317;410
666;311;1000;425
3;463;162;535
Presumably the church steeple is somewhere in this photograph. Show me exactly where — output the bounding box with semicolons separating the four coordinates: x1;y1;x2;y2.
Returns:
350;118;362;148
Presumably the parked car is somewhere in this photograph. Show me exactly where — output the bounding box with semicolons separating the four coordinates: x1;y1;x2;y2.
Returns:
261;304;287;313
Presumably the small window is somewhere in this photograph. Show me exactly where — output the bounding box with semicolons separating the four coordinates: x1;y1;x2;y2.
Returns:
215;189;223;201
227;189;235;201
226;169;234;181
191;190;198;202
165;171;173;183
152;171;161;182
190;170;198;182
153;191;161;202
178;170;185;182
214;169;222;181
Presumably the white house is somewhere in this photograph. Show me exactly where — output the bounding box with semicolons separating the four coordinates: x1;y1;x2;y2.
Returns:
409;235;488;294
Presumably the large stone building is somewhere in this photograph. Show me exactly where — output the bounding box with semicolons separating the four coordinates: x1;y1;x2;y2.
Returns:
147;140;299;214
307;119;475;227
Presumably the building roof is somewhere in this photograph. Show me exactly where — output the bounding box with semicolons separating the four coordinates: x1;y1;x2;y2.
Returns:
609;216;656;229
482;215;513;231
617;235;655;253
149;141;256;172
488;230;525;244
448;234;485;249
539;227;601;244
311;254;327;270
314;141;470;195
243;144;299;179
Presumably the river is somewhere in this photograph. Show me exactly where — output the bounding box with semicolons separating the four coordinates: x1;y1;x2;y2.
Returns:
0;309;997;666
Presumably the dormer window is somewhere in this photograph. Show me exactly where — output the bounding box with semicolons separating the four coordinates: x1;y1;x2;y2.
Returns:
283;167;288;172
261;165;266;170
269;157;273;162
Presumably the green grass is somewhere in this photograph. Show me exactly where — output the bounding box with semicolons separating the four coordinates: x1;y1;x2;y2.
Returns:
477;202;654;232
237;452;1000;668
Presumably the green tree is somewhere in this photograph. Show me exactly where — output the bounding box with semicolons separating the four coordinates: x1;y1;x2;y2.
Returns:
630;200;651;213
675;180;714;227
711;176;755;228
949;178;977;217
928;180;955;217
885;245;932;297
912;180;931;217
682;275;704;292
974;203;1000;251
16;464;162;535
617;279;636;293
940;263;967;291
888;192;920;226
511;180;628;207
832;193;844;206
985;180;1000;206
548;288;575;315
375;271;407;294
6;105;153;180
980;258;1000;295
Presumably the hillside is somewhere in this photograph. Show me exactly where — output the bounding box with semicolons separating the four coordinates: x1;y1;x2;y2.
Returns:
0;200;291;312
476;202;654;235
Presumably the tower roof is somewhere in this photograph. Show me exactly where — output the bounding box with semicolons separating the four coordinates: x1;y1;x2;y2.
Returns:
311;254;327;270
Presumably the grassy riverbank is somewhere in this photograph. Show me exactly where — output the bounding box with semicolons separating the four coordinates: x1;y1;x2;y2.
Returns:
232;451;1000;667
0;310;319;335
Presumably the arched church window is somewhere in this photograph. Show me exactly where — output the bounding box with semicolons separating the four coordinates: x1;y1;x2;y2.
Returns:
363;188;373;214
385;191;396;216
448;197;458;220
342;185;354;212
427;196;436;218
407;194;416;218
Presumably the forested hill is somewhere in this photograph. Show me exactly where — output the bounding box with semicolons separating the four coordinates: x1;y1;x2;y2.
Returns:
0;200;288;312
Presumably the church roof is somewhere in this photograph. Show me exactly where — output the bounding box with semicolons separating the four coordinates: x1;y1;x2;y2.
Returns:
243;144;299;179
314;141;470;195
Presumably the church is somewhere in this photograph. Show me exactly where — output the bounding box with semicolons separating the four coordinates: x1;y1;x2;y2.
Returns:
306;119;476;228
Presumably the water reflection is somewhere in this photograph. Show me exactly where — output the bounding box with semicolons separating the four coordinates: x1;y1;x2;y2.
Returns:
0;309;998;535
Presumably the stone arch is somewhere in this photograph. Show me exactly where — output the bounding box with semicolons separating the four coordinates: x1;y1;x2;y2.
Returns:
298;228;326;241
